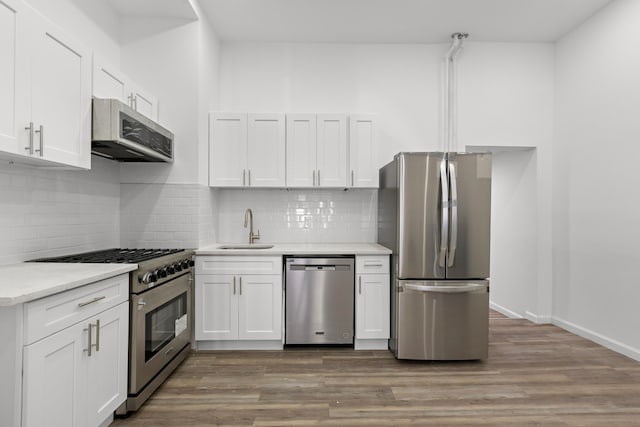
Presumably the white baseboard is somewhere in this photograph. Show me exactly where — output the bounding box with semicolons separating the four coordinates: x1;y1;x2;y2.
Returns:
489;301;523;319
525;311;552;324
552;316;640;362
354;339;388;350
196;340;283;351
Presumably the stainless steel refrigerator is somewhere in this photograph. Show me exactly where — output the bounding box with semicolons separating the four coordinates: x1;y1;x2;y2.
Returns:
378;152;492;360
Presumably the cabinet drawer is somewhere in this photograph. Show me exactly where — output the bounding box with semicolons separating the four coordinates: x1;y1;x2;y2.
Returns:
24;274;129;345
356;255;390;274
196;256;282;275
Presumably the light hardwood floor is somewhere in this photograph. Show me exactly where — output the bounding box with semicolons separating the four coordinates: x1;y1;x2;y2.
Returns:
114;314;640;426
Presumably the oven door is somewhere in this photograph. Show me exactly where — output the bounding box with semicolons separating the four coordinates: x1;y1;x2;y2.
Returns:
129;272;192;394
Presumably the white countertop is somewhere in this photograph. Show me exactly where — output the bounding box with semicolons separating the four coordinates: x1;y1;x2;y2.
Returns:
196;242;391;256
0;263;137;306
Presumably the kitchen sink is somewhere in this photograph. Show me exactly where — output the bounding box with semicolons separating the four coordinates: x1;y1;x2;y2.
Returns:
217;244;274;250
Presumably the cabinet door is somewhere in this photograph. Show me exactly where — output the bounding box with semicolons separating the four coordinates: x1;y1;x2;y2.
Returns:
247;113;285;187
349;114;378;188
195;274;238;340
209;112;247;187
355;274;390;339
238;274;282;340
0;0;30;157
128;82;158;121
22;320;86;427
85;302;128;427
286;114;316;187
92;55;128;103
317;114;347;187
30;10;91;169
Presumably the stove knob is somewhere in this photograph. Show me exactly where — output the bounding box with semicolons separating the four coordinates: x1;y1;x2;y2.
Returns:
167;264;176;275
182;260;191;269
189;259;195;267
175;263;183;272
141;272;157;284
157;268;167;278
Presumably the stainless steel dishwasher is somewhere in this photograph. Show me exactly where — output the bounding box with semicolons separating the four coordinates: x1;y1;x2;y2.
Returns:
285;256;355;345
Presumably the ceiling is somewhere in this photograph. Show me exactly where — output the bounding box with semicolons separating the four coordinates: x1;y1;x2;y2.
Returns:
199;0;613;43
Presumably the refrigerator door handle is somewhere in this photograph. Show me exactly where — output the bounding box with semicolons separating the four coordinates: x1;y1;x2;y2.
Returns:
438;160;449;268
403;283;485;294
448;161;458;267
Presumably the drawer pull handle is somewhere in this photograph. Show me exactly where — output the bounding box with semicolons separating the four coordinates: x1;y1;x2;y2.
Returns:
364;263;383;267
78;296;106;307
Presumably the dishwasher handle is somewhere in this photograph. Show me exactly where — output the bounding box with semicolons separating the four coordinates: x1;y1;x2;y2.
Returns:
290;265;345;271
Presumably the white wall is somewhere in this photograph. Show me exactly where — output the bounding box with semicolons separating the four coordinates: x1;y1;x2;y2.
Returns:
218;41;555;314
554;0;640;359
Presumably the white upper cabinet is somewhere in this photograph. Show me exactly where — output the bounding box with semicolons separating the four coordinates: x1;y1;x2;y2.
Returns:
0;0;91;169
286;113;347;188
92;55;159;121
30;10;91;169
247;113;286;187
127;81;159;121
209;112;285;187
285;114;316;187
0;0;29;158
209;112;248;187
92;56;128;103
349;114;378;188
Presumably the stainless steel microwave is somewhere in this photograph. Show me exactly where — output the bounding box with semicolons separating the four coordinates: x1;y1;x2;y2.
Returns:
91;98;174;163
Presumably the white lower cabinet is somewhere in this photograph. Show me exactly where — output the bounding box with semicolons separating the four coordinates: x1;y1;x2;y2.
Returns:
195;256;283;349
355;255;390;350
0;273;132;427
22;302;128;427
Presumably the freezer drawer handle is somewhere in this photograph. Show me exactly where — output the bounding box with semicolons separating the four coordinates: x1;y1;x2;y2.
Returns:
404;283;485;293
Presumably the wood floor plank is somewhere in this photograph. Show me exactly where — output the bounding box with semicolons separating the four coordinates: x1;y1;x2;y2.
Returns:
113;317;640;426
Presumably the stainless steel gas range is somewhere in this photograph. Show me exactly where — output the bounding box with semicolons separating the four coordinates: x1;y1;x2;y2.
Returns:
32;248;195;414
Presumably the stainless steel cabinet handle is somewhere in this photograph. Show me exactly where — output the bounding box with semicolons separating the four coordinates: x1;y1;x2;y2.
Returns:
35;125;43;156
438;160;449;268
313;170;316;186
233;276;236;295
364;263;383;267
358;276;362;294
128;94;134;108
248;170;251;186
78;295;106;307
94;319;100;352
133;95;138;111
24;122;34;154
351;170;354;187
239;277;242;295
404;283;485;293
165;346;174;355
85;322;93;356
243;169;246;186
317;170;320;186
448;161;458;267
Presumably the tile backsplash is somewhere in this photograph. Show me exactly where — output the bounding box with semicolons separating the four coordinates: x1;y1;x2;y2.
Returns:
216;188;377;244
120;183;201;249
0;157;120;265
0;158;376;266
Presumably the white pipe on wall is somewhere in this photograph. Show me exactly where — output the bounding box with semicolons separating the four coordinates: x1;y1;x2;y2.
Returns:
444;32;468;153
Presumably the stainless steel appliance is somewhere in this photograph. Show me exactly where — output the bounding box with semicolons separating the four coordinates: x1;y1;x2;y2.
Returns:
31;248;194;413
91;98;174;162
285;256;354;345
378;152;492;360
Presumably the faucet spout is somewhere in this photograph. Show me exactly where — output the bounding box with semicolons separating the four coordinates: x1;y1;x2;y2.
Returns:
243;208;260;244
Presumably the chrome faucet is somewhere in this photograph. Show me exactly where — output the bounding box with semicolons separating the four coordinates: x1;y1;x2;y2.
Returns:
244;208;260;244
